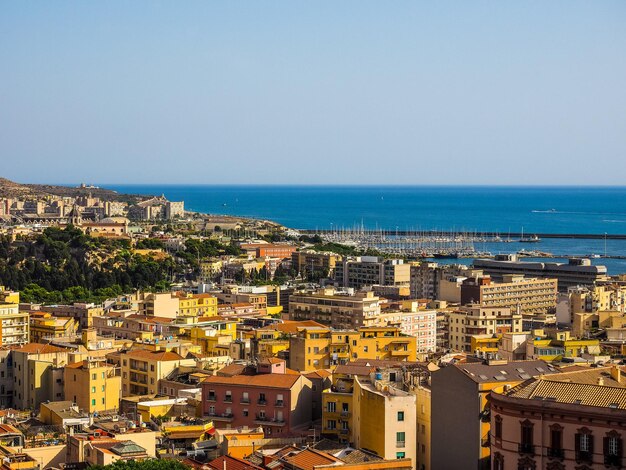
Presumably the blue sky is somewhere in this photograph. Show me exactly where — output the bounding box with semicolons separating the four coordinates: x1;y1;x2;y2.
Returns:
1;2;625;185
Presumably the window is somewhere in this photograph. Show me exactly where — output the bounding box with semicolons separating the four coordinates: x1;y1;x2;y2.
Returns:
364;346;368;352
604;431;622;466
396;452;405;459
342;402;349;412
243;409;248;417
327;402;336;412
242;392;249;403
101;372;105;379
258;393;266;404
101;385;105;392
225;391;232;402
276;394;284;406
74;374;77;382
495;415;502;439
520;420;534;454
150;365;155;372
493;452;504;470
396;432;405;448
549;424;563;459
327;420;336;430
91;399;96;406
91;386;96;393
92;373;97;380
575;428;594;463
258;410;266;419
397;411;404;421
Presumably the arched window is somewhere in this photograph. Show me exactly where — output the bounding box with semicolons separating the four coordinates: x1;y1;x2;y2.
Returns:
604;430;623;466
493;452;504;470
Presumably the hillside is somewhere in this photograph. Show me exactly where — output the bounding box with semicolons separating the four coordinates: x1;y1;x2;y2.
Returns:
0;177;144;202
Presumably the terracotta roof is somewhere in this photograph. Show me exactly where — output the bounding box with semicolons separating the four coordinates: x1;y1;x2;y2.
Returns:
127;314;174;324
216;363;247;377
282;448;340;470
202;373;301;389
506;378;626;410
125;349;184;361
305;369;332;380
208;455;263;470
546;366;626;387
12;343;68;354
456;360;560;384
258;320;326;335
259;357;285;365
334;364;376;377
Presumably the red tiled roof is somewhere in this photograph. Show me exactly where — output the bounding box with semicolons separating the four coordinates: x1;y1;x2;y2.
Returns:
208;455;263;470
125;349;184;361
12;343;68;354
283;448;340;470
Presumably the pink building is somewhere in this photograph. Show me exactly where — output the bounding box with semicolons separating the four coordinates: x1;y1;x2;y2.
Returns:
490;366;626;470
201;360;313;436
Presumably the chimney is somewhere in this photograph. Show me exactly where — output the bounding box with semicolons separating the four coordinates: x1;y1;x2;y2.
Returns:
611;366;622;383
597;376;605;386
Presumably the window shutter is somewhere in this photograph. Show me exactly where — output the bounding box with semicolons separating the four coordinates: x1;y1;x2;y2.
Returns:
575;433;581;452
617;438;623;458
589;435;595;455
604;436;609;456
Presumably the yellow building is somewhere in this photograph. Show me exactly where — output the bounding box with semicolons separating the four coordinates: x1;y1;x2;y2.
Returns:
0;289;29;346
120;349;196;396
415;384;431;470
175;292;218;318
30;313;78;343
290;326;417;372
322;376;355;443
526;330;601;361
64;359;121;413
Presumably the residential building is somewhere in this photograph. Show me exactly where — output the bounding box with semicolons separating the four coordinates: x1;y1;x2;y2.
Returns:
0;301;29;347
42;302;104;329
290;326;417;372
201;361;313;436
64;358;121;413
289;288;381;329
291;250;342;279
460;274;557;317
12;343;70;410
525;329;601;361
352;374;417;467
336;257;410;289
473;255;608;292
30;312;78;343
490;366;626;470
447;306;523;353
431;359;560;470
120;349;196;396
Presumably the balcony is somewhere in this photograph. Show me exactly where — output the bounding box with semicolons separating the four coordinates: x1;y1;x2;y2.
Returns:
340;428;349;435
275;400;284;407
340;411;350;417
257;399;267;405
254;416;286;426
206;395;216;402
604;454;621;466
391;349;410;356
207;412;234;422
547;448;564;459
518;443;535;456
224;396;232;403
396;441;405;448
240;398;250;404
575;451;593;463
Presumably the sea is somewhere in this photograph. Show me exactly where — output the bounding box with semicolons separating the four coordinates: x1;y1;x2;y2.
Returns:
108;185;626;275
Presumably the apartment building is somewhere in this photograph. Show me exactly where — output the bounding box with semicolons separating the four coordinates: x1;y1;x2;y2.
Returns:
473;254;608;291
289;288;381;329
353;374;417;468
336;257;410;289
447;306;523;353
64;358;121;413
93;313;174;341
12;343;70;409
431;359;560;470
568;283;626;324
490;366;626;470
43;302;104;329
30;312;78;343
120;349;195;396
291;250;342;279
201;361;313;436
289;326;417;372
240;243;297;259
461;274;557;317
0;302;29;346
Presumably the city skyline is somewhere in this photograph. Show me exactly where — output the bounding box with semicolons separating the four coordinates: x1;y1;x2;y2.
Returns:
2;1;626;185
